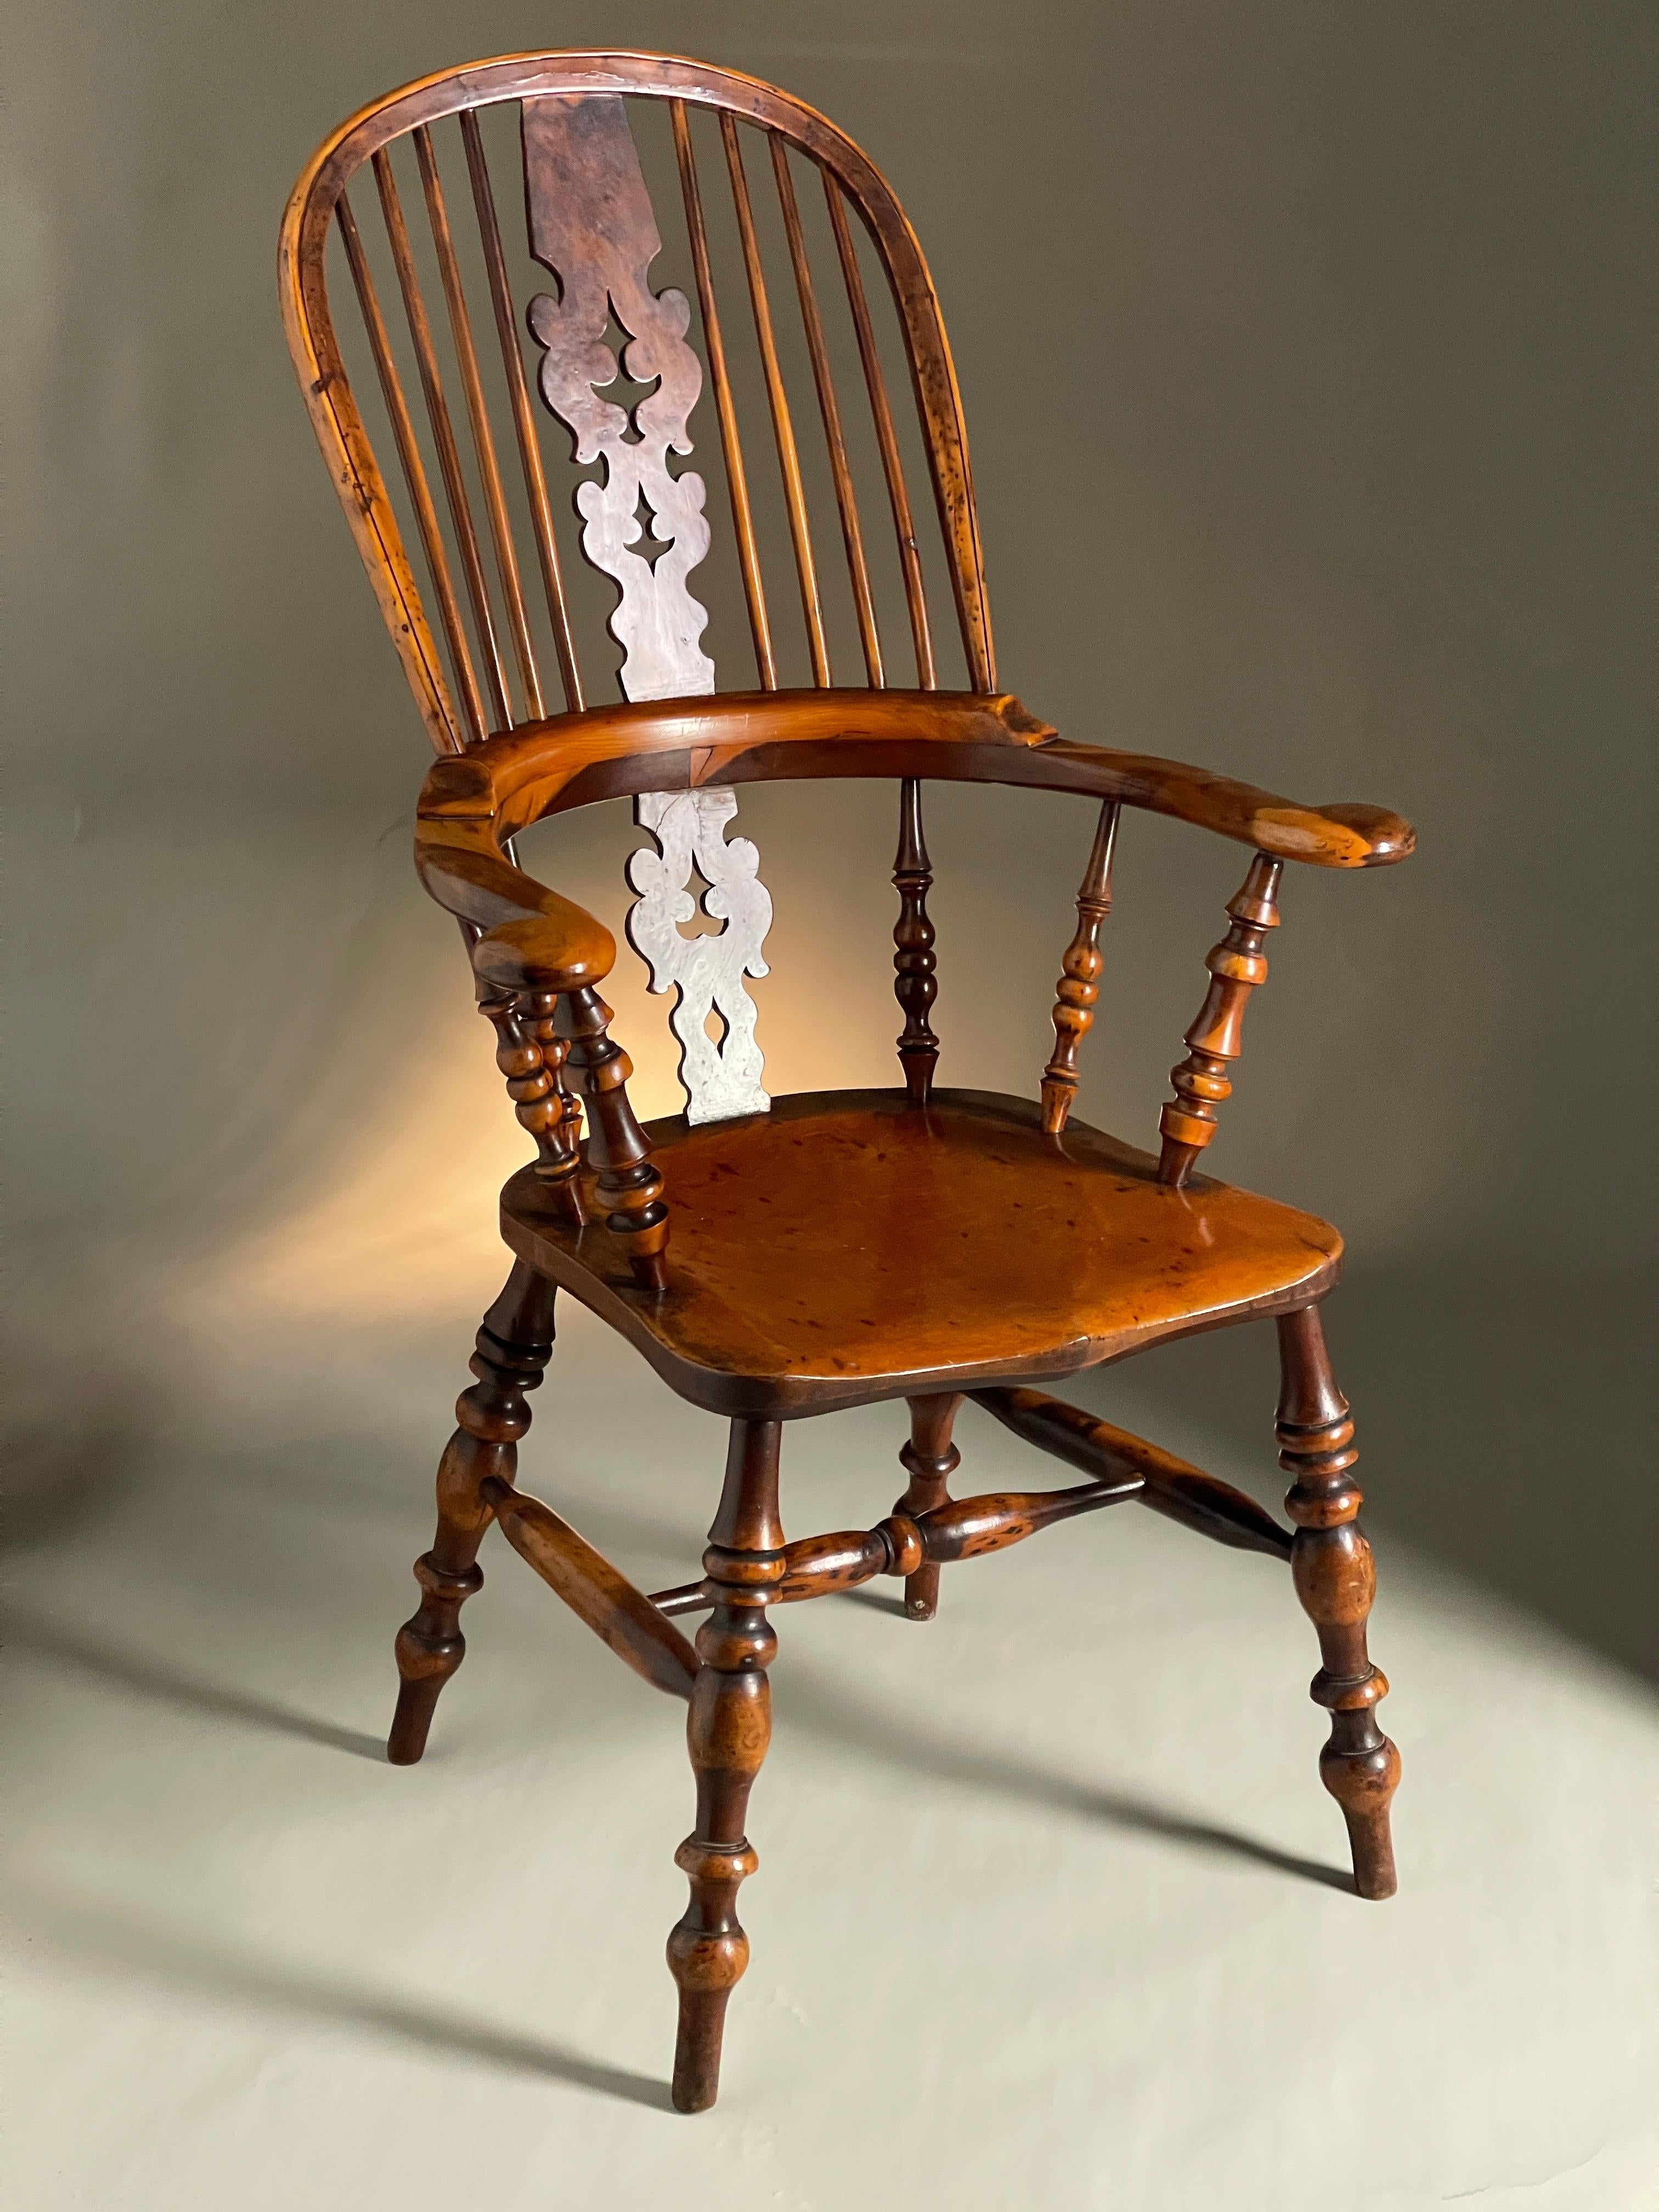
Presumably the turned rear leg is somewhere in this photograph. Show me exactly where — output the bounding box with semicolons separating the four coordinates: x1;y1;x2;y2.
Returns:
892;1393;963;1621
388;1260;558;1765
1277;1303;1401;1899
667;1419;785;2113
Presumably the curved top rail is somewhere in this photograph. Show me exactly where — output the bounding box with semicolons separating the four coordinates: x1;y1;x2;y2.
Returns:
278;50;994;754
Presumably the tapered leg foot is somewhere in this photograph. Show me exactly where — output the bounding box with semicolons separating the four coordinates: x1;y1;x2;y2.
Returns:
893;1393;962;1620
670;1990;732;2115
666;1420;784;2112
1278;1303;1400;1899
387;1260;557;1765
389;1553;486;1764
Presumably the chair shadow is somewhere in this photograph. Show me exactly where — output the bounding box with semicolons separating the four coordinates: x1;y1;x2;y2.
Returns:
786;1669;1355;1894
13;1618;387;1764
18;1883;673;2111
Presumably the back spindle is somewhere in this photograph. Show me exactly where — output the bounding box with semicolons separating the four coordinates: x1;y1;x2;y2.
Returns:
822;176;935;687
372;148;513;735
1158;853;1283;1186
893;779;939;1104
771;136;883;687
337;194;483;746
721;112;830;685
1041;800;1120;1135
459;109;584;713
672;100;775;690
414;123;541;723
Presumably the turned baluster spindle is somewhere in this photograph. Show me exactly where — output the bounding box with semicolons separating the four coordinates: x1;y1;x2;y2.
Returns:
477;985;580;1216
668;1419;786;2113
388;1261;557;1764
1158;853;1283;1186
892;1393;963;1618
556;987;669;1290
1041;800;1120;1135
893;780;939;1104
1277;1305;1400;1900
527;990;584;1200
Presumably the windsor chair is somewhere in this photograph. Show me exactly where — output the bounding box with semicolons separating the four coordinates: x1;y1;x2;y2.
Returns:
279;50;1415;2113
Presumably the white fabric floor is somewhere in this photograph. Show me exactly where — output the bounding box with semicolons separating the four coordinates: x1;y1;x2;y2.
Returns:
7;1268;1656;2211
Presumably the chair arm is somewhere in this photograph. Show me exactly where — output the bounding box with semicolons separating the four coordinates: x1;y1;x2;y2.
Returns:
1026;744;1415;869
414;689;1414;872
414;820;616;995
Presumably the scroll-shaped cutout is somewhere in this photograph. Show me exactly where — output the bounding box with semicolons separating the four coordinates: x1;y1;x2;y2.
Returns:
523;93;772;1124
523;93;715;702
627;789;771;1125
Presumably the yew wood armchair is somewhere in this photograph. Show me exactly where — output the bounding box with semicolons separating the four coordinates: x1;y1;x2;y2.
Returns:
280;50;1414;2113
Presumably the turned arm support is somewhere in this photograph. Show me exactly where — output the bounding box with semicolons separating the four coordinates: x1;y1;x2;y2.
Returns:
415;822;668;1291
412;691;1415;1259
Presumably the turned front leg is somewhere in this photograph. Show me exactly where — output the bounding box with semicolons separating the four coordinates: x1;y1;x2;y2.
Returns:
1277;1304;1400;1899
388;1261;557;1765
667;1419;785;2113
892;1393;963;1620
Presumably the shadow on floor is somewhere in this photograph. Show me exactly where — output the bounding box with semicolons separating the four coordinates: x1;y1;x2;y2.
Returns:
16;1882;674;2111
10;1618;387;1763
784;1667;1355;1894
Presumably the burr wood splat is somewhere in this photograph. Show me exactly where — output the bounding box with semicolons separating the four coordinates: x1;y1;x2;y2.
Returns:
523;91;772;1125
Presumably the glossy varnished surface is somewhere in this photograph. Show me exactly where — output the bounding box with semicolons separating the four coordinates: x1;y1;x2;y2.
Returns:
502;1088;1342;1415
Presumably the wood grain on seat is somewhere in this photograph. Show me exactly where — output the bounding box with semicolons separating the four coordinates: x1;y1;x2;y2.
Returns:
501;1088;1341;1416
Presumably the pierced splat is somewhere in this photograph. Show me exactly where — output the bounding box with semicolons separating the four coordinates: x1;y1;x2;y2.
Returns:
628;788;771;1124
522;92;773;1125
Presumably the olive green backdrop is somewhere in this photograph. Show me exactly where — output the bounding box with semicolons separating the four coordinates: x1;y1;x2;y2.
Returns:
5;2;1654;1673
